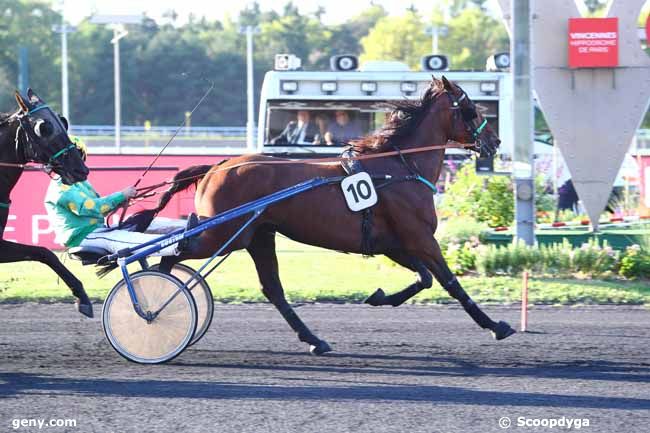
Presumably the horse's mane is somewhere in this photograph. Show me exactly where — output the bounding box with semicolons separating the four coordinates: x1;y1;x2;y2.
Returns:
351;80;445;154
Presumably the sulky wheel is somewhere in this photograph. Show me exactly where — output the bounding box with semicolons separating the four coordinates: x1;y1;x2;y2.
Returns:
152;263;214;347
102;270;197;364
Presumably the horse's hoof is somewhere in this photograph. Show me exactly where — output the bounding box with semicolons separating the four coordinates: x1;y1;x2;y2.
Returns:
491;321;516;340
76;299;94;318
309;340;332;356
364;288;386;306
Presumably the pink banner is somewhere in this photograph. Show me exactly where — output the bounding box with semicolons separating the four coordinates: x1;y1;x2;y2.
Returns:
5;154;229;249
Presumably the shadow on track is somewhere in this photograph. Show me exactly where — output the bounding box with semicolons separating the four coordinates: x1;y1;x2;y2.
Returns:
1;371;648;410
173;350;650;384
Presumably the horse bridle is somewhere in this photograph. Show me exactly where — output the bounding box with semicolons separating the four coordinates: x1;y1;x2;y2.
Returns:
447;90;493;157
9;104;76;170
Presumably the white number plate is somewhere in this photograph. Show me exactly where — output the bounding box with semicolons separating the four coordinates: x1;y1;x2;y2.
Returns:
341;172;378;212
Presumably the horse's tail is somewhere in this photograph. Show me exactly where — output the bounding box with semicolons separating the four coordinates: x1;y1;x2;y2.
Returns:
120;163;216;232
95;163;219;279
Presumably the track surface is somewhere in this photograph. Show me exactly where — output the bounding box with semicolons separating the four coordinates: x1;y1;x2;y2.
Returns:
1;303;649;433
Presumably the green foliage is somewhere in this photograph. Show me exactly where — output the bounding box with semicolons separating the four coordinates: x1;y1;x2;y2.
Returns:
360;11;429;69
619;245;650;280
437;7;509;70
0;0;62;109
436;215;486;248
444;241;477;275
442;163;558;228
1;238;648;305
2;0;645;127
475;240;621;279
441;163;513;227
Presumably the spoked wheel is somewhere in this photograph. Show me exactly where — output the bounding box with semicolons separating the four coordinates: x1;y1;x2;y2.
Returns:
152;263;214;346
102;271;197;364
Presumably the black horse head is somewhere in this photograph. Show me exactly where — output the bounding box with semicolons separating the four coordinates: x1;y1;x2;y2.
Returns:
13;89;88;184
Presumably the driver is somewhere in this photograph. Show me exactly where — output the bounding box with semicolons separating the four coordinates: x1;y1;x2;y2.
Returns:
44;137;194;256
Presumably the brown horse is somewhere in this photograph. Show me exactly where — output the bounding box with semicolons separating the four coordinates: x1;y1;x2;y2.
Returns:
136;76;515;354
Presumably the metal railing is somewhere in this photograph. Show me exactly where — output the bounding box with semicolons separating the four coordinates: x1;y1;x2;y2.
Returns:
69;125;249;138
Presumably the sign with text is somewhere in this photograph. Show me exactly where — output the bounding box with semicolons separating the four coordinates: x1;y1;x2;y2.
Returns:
568;17;618;68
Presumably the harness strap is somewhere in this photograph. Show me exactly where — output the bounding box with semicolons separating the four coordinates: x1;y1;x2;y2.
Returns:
27;104;50;115
49;144;76;163
415;175;438;194
0;201;10;209
473;119;488;139
392;145;418;177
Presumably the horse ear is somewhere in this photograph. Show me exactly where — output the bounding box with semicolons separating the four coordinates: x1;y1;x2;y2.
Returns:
27;88;41;105
441;76;454;91
14;91;29;113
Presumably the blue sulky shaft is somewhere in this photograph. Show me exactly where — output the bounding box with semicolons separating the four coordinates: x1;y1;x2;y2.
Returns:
117;176;343;319
116;176;343;266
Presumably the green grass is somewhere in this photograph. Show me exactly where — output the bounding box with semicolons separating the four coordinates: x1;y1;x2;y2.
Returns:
1;237;649;305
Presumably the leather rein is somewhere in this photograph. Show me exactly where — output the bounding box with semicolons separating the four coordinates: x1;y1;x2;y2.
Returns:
132;141;473;199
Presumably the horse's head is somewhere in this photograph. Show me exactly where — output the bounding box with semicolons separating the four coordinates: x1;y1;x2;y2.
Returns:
14;89;89;184
437;76;500;158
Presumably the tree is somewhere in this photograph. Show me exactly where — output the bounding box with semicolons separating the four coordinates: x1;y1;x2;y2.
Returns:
360;11;429;68
439;7;509;70
255;3;330;69
324;4;388;66
0;0;61;111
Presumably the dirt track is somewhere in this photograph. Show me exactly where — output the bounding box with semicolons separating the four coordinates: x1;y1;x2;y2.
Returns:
1;303;649;433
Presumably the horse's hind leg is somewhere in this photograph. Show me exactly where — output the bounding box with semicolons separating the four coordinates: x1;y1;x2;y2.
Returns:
424;238;515;340
365;251;432;307
0;240;93;318
247;229;332;355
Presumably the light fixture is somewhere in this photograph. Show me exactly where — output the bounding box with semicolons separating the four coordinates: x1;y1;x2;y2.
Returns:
400;81;417;95
360;81;377;94
280;80;298;93
321;81;338;94
479;81;497;94
330;55;358;71
486;52;510;71
421;55;449;71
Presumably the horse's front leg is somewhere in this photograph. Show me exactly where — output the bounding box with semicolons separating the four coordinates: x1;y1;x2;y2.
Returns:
423;237;515;340
365;251;432;307
0;240;93;318
247;229;332;355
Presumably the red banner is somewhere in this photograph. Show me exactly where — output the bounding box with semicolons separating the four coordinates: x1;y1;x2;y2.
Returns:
5;154;229;249
568;17;618;68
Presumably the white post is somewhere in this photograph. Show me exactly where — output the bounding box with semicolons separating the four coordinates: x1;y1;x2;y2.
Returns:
432;26;438;53
245;26;255;153
53;1;74;122
61;25;69;121
512;0;535;245
111;26;128;153
113;28;121;153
